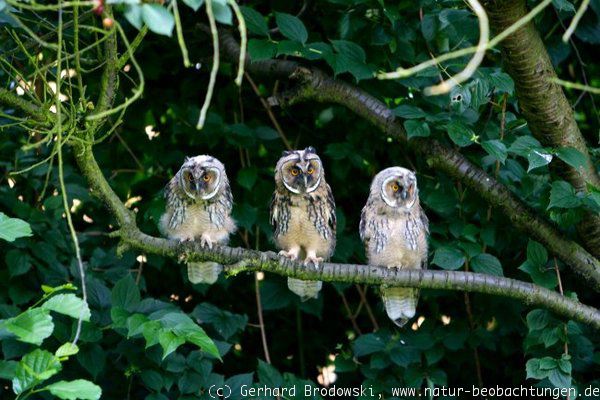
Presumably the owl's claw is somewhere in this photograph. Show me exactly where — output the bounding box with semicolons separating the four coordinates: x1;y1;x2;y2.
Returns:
200;234;213;249
279;249;299;260
304;256;323;270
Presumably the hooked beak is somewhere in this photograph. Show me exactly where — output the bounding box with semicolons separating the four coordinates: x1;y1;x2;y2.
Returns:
303;175;308;188
195;180;203;192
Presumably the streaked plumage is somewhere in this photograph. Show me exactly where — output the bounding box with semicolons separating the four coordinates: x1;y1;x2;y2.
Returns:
270;147;336;300
360;167;428;327
160;155;236;284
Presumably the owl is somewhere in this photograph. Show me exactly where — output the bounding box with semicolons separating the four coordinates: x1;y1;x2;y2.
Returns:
270;147;336;300
359;167;429;327
159;155;236;284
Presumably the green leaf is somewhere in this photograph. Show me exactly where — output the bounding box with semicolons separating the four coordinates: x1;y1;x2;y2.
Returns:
555;147;587;170
432;246;465;270
352;333;386;357
276;40;304;57
518;261;557;289
42;294;91;321
12;349;61;394
142;4;175;37
0;360;17;380
275;12;307;44
527;149;553;172
481;140;507;164
470;253;503;276
45;379;102;400
124;4;143;30
158;330;186;359
548;181;582;209
447;121;475;147
526;358;548;380
240;6;269;36
548;368;571;388
489;71;514;94
3;308;54;345
508;136;541;157
527;240;548;266
393;105;427;119
112;274;141;311
173;323;220;359
526;309;550;330
55;342;79;358
5;249;32;277
183;0;204;12
553;0;576;13
404;120;431;139
212;0;232;25
257;359;283;386
248;39;277;60
237;167;258;190
191;302;247;340
0;213;32;242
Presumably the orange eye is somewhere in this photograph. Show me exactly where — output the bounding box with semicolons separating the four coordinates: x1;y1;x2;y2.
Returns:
307;167;314;175
203;174;211;182
392;183;399;192
290;168;299;176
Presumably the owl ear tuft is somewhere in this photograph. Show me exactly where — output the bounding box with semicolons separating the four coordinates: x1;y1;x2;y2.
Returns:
305;146;316;154
282;150;294;157
184;156;191;163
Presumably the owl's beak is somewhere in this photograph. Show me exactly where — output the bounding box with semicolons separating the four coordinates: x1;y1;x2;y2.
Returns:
195;180;203;192
303;175;308;188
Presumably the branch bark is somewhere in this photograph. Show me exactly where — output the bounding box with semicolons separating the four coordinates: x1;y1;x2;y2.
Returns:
485;0;600;259
213;29;600;290
68;142;600;330
0;87;49;124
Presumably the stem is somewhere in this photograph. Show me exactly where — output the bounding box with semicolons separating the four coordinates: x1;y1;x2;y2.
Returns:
172;0;191;68
196;0;219;130
54;1;87;346
227;0;247;86
562;0;590;42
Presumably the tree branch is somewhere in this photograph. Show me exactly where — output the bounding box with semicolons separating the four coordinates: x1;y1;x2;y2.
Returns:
211;30;600;290
485;0;600;259
0;87;49;123
67;119;600;330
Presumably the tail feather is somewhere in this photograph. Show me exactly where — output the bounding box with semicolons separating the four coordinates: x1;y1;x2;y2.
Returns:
382;286;418;327
187;262;222;284
288;278;322;301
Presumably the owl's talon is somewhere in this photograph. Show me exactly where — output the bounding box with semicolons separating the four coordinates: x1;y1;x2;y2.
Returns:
279;249;299;260
304;256;323;269
200;235;213;249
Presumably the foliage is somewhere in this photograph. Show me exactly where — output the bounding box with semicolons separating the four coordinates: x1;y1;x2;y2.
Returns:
1;0;599;399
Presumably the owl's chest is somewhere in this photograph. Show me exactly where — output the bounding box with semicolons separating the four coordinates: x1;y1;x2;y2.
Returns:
373;219;427;268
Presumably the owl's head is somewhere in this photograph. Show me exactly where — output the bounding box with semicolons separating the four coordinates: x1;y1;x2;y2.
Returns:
177;155;227;201
372;167;419;209
275;147;323;194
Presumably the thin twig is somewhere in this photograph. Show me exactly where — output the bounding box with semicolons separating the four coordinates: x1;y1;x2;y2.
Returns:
562;0;590;42
425;0;489;95
54;3;87;346
244;73;292;150
172;0;191;68
340;291;362;335
355;285;379;331
551;77;600;95
196;0;219;129
378;0;553;81
227;0;247;86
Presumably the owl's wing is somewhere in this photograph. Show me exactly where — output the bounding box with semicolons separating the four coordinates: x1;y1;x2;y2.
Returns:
359;201;389;254
269;191;281;236
419;206;429;270
325;183;337;235
164;178;186;230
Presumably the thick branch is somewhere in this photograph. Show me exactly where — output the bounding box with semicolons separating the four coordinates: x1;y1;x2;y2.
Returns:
485;0;600;258
68;95;600;330
214;30;600;290
0;87;49;123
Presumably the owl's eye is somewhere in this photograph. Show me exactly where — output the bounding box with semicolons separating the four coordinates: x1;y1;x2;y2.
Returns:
186;174;194;182
203;174;211;182
290;168;300;176
307;167;314;175
392;183;399;192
